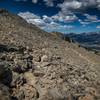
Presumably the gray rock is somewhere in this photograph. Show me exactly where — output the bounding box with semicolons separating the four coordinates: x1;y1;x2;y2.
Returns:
0;84;11;100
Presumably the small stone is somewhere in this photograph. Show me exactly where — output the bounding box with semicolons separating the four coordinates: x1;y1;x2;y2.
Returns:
33;56;41;62
86;87;97;96
40;62;51;67
24;72;37;85
11;73;26;87
57;78;63;84
41;55;48;62
22;84;39;100
34;70;45;77
78;94;94;100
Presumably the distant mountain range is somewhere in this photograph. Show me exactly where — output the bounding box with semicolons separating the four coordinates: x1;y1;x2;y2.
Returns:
66;32;100;51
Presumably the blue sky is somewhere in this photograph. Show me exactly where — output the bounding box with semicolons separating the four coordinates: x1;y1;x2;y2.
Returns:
0;0;100;33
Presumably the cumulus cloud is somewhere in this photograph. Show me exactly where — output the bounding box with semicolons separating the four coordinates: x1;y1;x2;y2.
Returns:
96;25;100;29
45;22;74;31
59;0;100;10
43;15;53;23
14;0;100;9
97;0;100;9
18;11;74;32
81;0;97;7
43;0;54;7
32;0;38;3
56;0;100;20
84;14;98;22
18;12;45;27
52;12;78;23
16;0;100;32
58;1;82;10
54;0;99;25
78;13;100;26
18;12;40;20
79;19;90;25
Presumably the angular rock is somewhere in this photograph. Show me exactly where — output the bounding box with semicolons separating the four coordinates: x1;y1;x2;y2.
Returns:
41;55;48;62
78;95;94;100
0;84;11;100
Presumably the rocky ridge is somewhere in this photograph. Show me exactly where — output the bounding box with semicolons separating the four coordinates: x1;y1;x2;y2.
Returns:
0;9;100;100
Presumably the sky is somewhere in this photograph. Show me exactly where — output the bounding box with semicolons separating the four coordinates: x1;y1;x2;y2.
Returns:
0;0;100;33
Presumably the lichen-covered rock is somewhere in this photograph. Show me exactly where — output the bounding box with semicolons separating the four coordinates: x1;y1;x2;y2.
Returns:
0;84;11;100
13;54;33;73
41;55;48;62
78;95;94;100
11;72;26;88
12;84;39;100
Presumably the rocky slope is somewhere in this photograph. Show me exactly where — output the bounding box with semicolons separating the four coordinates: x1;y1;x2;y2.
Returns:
0;9;100;100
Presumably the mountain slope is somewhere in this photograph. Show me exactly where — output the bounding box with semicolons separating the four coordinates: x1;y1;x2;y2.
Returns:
0;9;100;100
67;32;100;51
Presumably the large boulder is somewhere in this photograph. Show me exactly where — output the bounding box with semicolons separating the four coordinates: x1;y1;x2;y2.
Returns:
0;62;12;86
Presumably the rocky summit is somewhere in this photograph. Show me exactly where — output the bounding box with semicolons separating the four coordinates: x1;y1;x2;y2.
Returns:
0;9;100;100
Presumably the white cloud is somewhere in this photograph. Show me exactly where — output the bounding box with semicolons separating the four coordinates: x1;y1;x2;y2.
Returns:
16;0;100;33
43;0;100;9
43;0;54;7
58;1;82;10
81;0;97;7
79;19;90;25
43;22;74;32
43;15;53;23
78;14;100;26
84;14;98;22
52;12;78;23
96;25;100;29
18;11;74;33
18;12;40;19
14;0;100;9
97;0;100;9
57;0;100;17
32;0;38;3
18;12;45;27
